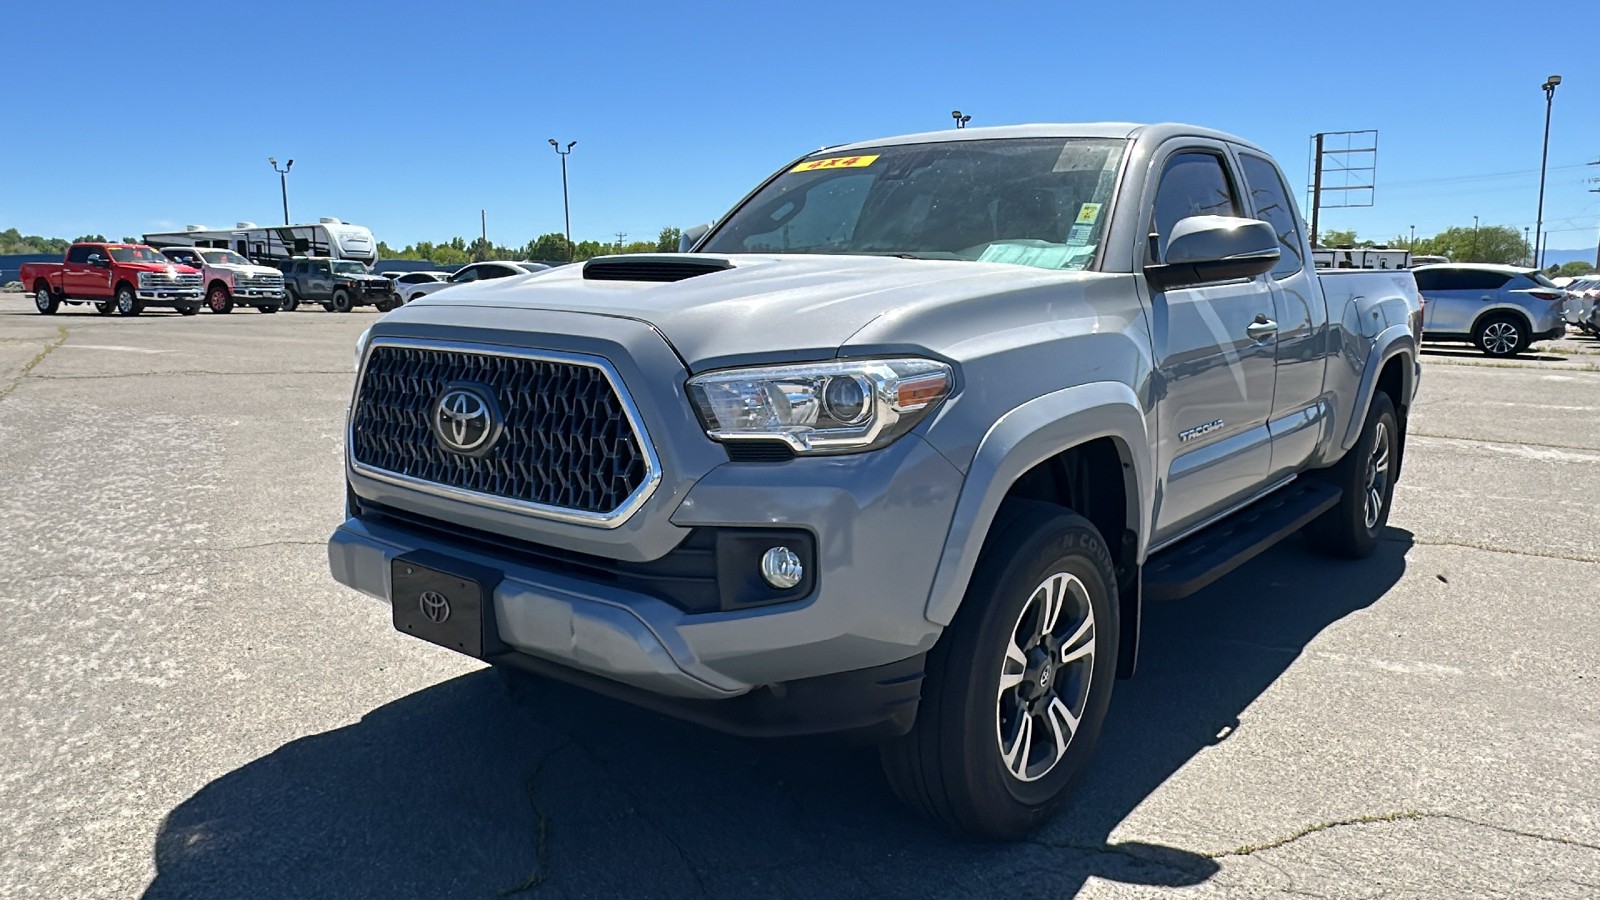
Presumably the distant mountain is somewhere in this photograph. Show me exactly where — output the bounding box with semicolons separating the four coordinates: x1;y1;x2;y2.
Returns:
1541;247;1597;269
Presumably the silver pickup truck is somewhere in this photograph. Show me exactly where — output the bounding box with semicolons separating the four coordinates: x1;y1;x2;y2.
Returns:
329;123;1421;839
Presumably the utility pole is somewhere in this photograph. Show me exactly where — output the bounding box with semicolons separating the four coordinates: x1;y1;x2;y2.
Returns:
549;139;576;262
1591;160;1599;270
615;231;627;254
268;157;294;225
1472;216;1480;262
1310;132;1324;247
480;209;488;261
1534;75;1561;268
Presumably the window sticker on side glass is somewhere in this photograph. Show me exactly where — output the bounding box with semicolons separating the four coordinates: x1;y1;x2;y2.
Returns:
791;154;880;173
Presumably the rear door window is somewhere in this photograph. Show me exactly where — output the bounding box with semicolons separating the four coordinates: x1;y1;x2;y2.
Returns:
1238;153;1305;278
67;245;93;264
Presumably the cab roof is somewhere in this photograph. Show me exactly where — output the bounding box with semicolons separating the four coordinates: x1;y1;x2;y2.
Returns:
820;122;1268;156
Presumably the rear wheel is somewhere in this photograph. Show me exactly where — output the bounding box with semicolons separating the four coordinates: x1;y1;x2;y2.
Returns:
115;285;143;316
283;289;300;312
206;284;234;314
879;502;1118;839
1305;392;1398;559
34;285;59;315
1473;313;1526;357
330;289;354;313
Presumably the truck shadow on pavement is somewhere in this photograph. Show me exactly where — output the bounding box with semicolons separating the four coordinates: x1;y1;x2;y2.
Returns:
144;530;1413;900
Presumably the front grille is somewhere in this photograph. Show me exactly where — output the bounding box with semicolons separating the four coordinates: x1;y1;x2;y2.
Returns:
145;273;202;289
237;273;284;291
350;343;650;519
362;281;392;294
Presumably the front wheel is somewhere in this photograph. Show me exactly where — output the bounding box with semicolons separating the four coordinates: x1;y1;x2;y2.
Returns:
34;286;60;315
116;285;144;316
282;290;300;312
96;300;116;316
206;284;234;314
258;304;279;314
1474;313;1526;357
1305;392;1398;559
178;305;200;316
880;502;1118;839
330;289;354;313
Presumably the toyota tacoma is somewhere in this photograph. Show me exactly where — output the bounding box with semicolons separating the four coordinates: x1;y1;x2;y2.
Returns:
329;123;1422;838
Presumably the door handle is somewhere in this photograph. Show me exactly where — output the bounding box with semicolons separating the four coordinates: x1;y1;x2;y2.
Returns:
1246;315;1278;341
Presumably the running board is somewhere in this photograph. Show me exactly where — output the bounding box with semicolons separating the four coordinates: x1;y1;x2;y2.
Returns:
1143;480;1342;601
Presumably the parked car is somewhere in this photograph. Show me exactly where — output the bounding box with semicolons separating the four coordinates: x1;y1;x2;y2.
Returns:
277;257;397;312
389;270;453;304
402;260;546;303
159;247;285;314
1408;254;1450;268
330;122;1421;839
1411;263;1568;356
1562;274;1599;336
22;242;202;316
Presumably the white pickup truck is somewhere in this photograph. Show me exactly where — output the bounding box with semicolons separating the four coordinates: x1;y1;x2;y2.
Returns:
158;247;286;314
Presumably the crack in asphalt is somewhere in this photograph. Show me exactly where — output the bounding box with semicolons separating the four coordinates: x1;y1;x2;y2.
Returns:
1203;809;1600;860
1409;431;1600;454
498;741;570;897
23;540;330;582
0;325;67;401
1382;534;1600;565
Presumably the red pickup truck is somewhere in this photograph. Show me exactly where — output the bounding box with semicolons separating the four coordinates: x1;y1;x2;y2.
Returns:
23;242;203;316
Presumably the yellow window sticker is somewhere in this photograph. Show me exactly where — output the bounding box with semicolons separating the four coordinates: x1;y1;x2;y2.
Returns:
791;154;880;173
1075;203;1102;225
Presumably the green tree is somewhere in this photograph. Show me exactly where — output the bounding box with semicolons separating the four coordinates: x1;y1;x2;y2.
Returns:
73;233;108;243
657;226;682;253
1553;260;1595;278
1318;228;1372;249
1413;225;1528;265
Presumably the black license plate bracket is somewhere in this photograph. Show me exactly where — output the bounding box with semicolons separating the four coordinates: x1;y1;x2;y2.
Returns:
390;551;507;659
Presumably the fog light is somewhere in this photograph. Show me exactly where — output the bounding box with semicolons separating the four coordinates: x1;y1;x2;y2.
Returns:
760;546;804;590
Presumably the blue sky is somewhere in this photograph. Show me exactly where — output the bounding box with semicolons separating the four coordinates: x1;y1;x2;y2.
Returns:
3;0;1596;254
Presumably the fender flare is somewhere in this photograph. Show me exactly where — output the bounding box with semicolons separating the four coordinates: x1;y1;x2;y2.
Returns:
923;381;1150;627
1340;325;1417;453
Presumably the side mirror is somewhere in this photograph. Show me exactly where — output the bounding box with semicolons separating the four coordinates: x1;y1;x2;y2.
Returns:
1145;216;1280;291
678;223;711;253
89;255;110;269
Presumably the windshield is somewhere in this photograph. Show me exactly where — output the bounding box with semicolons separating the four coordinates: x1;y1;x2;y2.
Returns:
700;137;1127;272
201;250;251;266
108;246;169;263
332;261;368;276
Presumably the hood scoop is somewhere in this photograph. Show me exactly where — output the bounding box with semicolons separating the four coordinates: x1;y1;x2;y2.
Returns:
582;254;735;283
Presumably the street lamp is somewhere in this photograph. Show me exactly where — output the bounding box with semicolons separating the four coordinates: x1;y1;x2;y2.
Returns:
1409;224;1415;252
548;139;576;262
1524;227;1532;265
950;109;971;129
268;156;294;225
1534;74;1561;268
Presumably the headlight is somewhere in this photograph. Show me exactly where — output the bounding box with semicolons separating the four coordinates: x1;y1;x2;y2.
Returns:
137;272;154;287
353;326;373;371
687;358;953;454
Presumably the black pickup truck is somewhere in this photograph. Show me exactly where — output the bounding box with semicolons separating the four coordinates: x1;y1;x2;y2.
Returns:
277;257;397;313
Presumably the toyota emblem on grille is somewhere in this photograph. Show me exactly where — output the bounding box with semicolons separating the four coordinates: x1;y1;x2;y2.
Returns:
419;590;451;624
430;384;502;456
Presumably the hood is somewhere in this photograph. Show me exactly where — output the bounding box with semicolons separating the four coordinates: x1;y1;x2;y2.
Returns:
213;262;280;277
338;272;389;283
124;262;200;275
396;254;1100;371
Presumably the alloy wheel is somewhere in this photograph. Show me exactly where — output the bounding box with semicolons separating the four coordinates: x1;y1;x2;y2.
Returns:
1364;421;1391;531
1483;322;1518;355
996;572;1096;783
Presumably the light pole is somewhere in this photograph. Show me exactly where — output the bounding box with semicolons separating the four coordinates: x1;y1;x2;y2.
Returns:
950;109;971;129
1534;74;1561;268
1472;215;1479;262
1524;227;1532;265
268;157;293;225
548;139;576;262
1409;224;1415;252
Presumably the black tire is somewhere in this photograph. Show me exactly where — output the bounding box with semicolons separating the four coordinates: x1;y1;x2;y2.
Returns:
206;283;234;314
34;284;59;315
879;502;1119;840
178;305;200;316
95;300;115;316
321;301;335;312
259;304;278;314
1305;392;1398;559
1473;312;1527;357
375;297;399;313
283;290;300;312
330;289;354;313
115;284;144;317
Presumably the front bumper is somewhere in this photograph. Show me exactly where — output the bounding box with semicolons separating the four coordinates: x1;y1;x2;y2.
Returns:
329;432;963;717
136;289;201;305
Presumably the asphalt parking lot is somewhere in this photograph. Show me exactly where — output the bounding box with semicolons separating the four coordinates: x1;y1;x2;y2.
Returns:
1;293;1597;900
